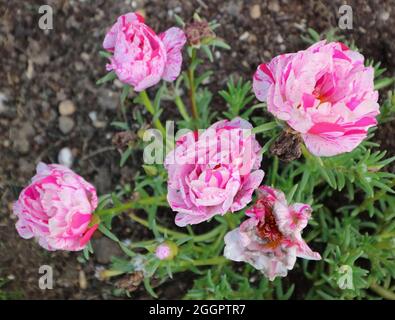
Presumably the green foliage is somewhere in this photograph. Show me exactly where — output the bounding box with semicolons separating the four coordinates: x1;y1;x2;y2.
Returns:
378;91;395;123
219;77;255;119
94;22;395;301
0;277;23;300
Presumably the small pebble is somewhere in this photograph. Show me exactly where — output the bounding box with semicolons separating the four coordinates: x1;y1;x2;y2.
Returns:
89;111;106;128
0;93;8;114
379;11;390;21
58;147;74;168
59;99;76;116
80;52;90;61
58;116;75;134
268;0;280;12
98;89;119;110
79;270;88;290
26;59;34;79
250;4;261;19
276;34;284;44
239;31;250;41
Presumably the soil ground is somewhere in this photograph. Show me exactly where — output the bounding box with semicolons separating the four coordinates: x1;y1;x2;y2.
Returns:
0;0;394;299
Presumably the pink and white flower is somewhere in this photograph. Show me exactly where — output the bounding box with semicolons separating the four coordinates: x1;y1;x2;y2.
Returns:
253;41;379;157
165;118;264;227
103;12;186;91
224;186;321;280
13;163;99;251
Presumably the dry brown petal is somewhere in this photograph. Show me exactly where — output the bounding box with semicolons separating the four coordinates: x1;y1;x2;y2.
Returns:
112;131;136;150
270;130;302;162
115;271;144;293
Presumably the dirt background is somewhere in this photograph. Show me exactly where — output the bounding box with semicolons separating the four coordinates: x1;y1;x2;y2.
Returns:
0;0;394;299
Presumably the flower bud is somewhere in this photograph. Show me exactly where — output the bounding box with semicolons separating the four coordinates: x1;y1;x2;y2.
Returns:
155;241;178;260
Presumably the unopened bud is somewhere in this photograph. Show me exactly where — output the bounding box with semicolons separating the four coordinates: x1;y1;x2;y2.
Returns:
155;241;178;260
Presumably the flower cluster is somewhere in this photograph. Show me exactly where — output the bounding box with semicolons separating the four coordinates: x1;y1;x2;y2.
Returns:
12;12;382;284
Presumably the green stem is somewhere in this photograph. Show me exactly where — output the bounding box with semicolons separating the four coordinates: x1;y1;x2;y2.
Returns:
187;48;199;120
270;156;279;187
301;143;312;160
129;240;156;249
370;283;395;300
225;214;236;230
177;256;227;268
194;225;226;242
129;213;186;238
175;95;191;122
252;121;278;134
139;90;166;136
96;195;225;242
130;212;225;243
95;195;168;217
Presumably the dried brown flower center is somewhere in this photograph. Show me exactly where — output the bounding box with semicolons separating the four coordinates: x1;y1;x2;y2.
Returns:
256;200;283;249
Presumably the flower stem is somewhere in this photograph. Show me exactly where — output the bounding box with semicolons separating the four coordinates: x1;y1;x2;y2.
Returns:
175;95;191;122
370;282;395;300
187;48;199;121
129;212;186;238
225;214;236;230
194;225;227;242
130;212;226;242
270;156;279;186
177;256;227;268
96;195;225;243
95;195;168;217
139;90;166;136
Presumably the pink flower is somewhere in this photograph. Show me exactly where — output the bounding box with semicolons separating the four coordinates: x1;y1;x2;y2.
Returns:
253;41;379;157
155;243;171;260
103;12;186;91
165;118;264;227
224;186;321;280
13;163;99;251
155;241;178;260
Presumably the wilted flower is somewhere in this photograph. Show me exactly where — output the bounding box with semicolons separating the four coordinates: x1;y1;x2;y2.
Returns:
112;131;137;151
165;118;264;227
224;186;321;280
253;41;379;157
13;163;98;251
103;12;186;91
115;271;144;293
184;19;215;47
